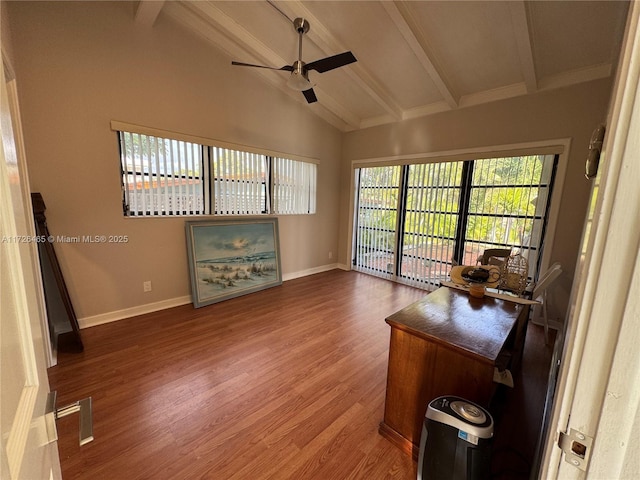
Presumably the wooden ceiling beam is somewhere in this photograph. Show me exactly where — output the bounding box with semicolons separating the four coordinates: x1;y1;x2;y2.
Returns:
134;1;165;28
508;1;538;93
276;0;403;122
383;1;458;110
164;2;359;131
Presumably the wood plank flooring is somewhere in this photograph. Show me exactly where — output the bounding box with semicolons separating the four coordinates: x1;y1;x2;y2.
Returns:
49;270;554;479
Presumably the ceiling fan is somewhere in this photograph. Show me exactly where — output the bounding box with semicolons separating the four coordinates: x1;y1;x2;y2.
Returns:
231;17;357;104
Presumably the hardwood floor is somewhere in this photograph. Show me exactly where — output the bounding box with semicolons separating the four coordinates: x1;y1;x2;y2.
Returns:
49;270;554;479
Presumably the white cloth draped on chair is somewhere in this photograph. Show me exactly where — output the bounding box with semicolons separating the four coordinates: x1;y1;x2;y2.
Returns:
531;262;563;344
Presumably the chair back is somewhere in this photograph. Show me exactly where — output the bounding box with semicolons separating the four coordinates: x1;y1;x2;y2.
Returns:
500;254;529;295
478;248;512;266
533;262;562;298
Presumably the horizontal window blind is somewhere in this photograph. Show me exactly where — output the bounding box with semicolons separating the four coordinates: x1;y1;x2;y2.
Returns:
272;157;317;214
119;131;208;216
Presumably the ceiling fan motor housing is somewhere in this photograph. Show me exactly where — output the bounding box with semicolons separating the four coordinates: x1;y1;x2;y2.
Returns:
291;60;306;76
293;17;310;34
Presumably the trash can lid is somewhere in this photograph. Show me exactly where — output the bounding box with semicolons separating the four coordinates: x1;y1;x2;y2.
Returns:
450;400;486;425
425;396;494;438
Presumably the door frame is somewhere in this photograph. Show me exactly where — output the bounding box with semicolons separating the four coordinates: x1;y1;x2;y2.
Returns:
3;55;55;367
1;12;62;478
539;2;640;477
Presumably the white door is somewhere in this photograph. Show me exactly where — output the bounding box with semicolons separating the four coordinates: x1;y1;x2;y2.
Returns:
539;2;640;478
0;46;63;480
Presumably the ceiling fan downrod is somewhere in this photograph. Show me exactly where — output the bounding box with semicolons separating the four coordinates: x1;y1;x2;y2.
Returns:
293;18;309;62
289;18;312;90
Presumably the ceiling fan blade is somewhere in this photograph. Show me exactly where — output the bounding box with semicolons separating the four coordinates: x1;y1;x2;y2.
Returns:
302;88;317;104
306;51;357;73
231;61;293;72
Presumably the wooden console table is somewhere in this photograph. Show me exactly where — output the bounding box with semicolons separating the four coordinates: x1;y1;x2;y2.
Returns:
379;286;529;457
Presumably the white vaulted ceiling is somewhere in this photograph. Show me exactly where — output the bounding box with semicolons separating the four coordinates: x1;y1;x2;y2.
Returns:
142;1;629;132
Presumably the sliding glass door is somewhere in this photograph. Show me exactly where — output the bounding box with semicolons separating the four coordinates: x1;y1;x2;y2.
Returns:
462;155;556;280
353;154;557;288
399;161;464;286
353;166;401;278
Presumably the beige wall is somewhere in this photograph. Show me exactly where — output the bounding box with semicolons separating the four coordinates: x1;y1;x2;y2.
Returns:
1;3;15;68
340;78;614;321
7;1;342;321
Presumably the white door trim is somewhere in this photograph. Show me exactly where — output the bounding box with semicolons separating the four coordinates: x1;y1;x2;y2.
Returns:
539;2;640;477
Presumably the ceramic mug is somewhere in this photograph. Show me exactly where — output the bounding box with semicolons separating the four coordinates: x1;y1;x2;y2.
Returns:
468;284;486;298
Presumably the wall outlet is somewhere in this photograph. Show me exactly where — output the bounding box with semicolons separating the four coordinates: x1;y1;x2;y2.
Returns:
328;251;333;259
143;280;152;292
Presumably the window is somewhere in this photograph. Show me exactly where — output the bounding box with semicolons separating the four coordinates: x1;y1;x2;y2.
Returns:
118;131;209;216
212;147;268;215
462;156;556;280
117;127;316;217
353;154;557;287
272;157;317;214
400;161;464;285
354;166;401;277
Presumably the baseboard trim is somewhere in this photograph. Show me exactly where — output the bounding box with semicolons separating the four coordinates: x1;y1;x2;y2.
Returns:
282;263;340;281
531;318;563;331
78;295;192;329
79;263;343;329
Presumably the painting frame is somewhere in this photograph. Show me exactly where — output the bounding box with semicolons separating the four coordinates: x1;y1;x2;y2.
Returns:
185;218;282;308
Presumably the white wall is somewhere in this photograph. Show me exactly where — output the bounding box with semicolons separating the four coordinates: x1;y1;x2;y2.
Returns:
7;1;342;323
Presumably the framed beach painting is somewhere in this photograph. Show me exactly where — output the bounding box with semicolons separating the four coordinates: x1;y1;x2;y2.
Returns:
185;218;282;308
